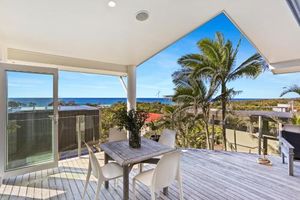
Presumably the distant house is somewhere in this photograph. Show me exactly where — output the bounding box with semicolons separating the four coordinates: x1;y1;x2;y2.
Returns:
145;113;162;123
272;103;296;112
142;113;162;135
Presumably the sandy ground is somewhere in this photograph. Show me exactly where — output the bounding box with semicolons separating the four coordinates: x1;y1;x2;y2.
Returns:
226;129;279;155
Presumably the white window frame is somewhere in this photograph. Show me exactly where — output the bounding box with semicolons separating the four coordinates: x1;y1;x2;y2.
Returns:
0;63;59;179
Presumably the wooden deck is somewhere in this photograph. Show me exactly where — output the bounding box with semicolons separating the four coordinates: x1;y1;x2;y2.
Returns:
1;149;300;200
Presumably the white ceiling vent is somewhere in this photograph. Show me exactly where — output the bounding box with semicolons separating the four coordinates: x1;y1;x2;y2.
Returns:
136;10;149;22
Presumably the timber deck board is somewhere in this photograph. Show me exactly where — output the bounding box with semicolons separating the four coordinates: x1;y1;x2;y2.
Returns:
1;149;300;200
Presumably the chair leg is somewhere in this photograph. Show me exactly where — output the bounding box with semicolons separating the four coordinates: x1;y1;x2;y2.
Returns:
82;162;92;200
178;180;184;200
150;189;156;200
132;179;137;200
177;169;184;200
94;179;103;200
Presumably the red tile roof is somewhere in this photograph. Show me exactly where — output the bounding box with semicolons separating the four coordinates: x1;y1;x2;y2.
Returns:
146;113;162;122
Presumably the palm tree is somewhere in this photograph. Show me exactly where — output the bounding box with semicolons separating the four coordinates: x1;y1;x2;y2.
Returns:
159;105;177;130
280;85;300;97
174;32;267;150
173;77;219;149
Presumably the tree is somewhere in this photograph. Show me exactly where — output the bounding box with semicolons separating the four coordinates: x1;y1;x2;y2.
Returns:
175;32;267;150
157;105;177;130
292;115;300;125
8;101;21;108
280;85;300;97
173;77;219;149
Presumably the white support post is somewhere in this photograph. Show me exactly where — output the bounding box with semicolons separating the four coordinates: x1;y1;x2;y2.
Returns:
127;66;136;111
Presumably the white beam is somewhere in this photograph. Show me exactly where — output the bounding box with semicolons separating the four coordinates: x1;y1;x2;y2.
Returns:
6;48;127;76
119;76;127;94
271;59;300;74
127;66;136;111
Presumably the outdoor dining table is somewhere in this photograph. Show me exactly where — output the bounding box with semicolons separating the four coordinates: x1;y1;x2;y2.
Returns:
100;137;175;200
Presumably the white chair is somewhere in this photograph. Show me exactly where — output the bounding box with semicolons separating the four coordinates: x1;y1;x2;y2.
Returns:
133;151;183;200
82;144;123;200
139;129;176;173
108;127;127;142
158;129;176;148
153;129;176;160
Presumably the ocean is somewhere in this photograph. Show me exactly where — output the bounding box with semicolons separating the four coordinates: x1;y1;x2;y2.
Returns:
8;97;276;107
8;98;173;107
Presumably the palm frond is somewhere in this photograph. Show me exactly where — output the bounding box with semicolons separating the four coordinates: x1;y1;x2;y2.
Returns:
228;53;267;81
177;54;207;69
197;38;222;64
280;85;300;97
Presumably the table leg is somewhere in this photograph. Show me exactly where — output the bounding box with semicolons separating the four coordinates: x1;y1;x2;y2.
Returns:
123;165;129;200
104;153;109;189
163;187;169;195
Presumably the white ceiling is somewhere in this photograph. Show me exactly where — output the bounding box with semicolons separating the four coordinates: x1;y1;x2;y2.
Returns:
0;0;299;74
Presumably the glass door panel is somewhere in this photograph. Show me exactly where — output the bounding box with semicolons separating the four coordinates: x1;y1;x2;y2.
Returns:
6;71;56;171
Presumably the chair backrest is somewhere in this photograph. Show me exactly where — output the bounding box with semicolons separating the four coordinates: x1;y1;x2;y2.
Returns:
152;151;181;191
108;127;127;142
85;144;103;179
158;129;176;148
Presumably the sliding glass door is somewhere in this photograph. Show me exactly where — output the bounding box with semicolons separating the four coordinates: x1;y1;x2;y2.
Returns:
0;63;58;177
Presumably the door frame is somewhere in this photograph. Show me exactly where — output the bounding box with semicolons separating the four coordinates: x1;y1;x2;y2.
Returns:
0;62;59;179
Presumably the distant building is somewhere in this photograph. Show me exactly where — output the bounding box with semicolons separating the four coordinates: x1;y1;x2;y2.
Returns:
145;113;162;123
272;102;296;113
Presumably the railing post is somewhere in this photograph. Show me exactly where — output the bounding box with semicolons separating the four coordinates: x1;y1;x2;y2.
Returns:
76;115;85;157
263;136;268;155
211;115;215;150
258;115;263;155
234;129;237;152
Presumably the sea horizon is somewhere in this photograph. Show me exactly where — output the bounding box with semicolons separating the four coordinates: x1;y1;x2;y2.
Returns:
8;97;300;107
8;97;173;107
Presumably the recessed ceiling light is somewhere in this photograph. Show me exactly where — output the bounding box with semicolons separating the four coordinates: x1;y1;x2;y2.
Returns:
108;1;116;8
136;10;149;21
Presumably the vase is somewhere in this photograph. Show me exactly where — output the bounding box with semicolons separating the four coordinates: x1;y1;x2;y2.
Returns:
150;134;160;142
129;131;141;148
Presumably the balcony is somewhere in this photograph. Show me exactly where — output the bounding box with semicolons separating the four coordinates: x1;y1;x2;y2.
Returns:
1;149;300;199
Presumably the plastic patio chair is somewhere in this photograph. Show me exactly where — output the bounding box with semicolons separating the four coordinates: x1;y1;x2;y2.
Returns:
108;127;127;142
153;129;176;160
139;129;176;173
133;151;183;200
82;144;123;200
158;129;176;148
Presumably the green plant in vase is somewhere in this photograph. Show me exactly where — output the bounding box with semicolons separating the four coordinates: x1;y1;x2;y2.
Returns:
114;109;148;148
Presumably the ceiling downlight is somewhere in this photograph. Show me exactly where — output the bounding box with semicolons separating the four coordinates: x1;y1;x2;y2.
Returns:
136;10;149;22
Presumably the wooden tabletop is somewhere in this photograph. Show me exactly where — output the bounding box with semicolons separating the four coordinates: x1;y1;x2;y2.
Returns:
100;137;175;166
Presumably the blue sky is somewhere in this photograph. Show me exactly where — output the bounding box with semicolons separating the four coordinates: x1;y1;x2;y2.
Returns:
7;13;300;99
